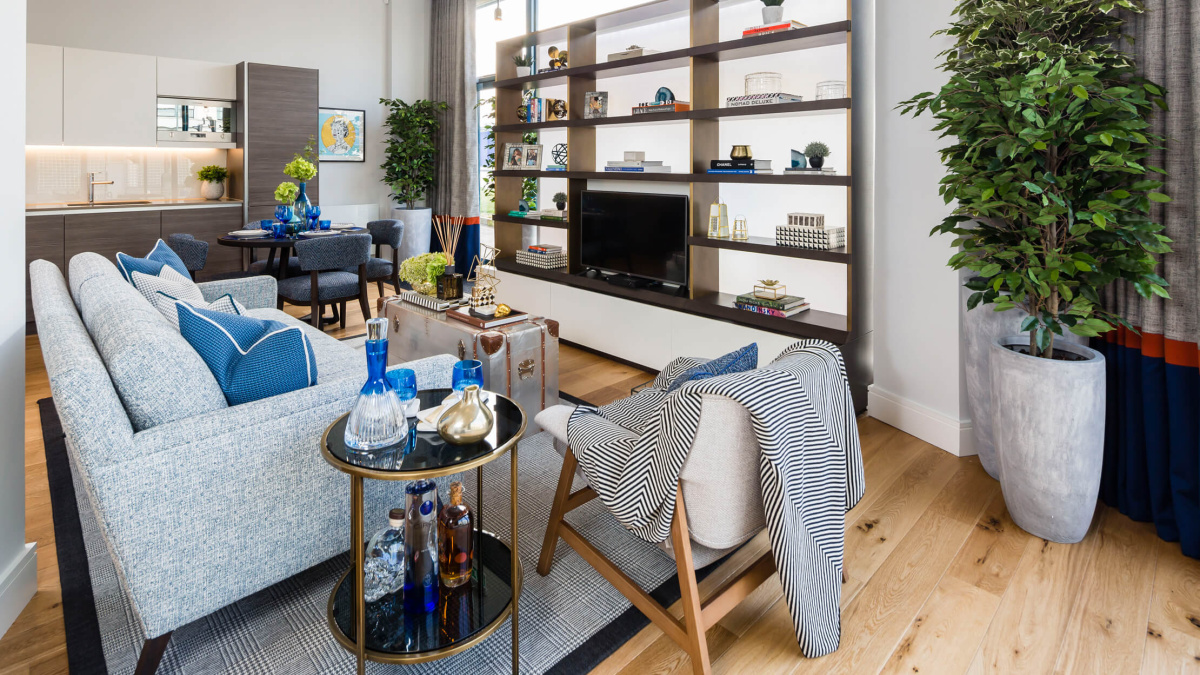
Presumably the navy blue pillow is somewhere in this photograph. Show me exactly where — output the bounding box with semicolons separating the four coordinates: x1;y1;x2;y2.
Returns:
177;304;318;405
665;343;759;393
116;239;191;283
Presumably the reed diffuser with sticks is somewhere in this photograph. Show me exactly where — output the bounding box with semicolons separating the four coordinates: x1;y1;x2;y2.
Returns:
434;215;466;301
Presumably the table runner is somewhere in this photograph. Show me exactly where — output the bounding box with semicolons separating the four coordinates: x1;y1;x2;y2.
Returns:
567;340;864;658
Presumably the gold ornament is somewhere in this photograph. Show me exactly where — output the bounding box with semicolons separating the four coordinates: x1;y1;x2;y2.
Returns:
437;385;494;445
495;304;512;318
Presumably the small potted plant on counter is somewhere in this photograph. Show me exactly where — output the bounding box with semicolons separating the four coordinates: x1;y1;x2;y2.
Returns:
553;192;568;211
513;53;533;78
761;0;785;24
803;141;830;169
197;165;228;200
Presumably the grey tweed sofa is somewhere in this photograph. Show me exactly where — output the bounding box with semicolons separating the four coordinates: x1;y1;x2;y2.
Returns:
30;252;457;671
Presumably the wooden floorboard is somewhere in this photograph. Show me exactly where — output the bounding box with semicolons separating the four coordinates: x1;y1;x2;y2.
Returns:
3;284;1199;675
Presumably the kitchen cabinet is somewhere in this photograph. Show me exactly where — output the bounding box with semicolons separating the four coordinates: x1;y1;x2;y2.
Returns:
65;211;161;266
26;215;65;325
161;208;244;281
63;48;156;147
27;44;63;145
242;63;319;209
157;57;236;100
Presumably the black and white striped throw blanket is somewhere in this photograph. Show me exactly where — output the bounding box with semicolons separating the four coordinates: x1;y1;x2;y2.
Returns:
567;340;865;657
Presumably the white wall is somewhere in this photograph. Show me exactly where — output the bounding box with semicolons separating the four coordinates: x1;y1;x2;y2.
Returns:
869;0;971;455
27;0;432;214
1;0;36;640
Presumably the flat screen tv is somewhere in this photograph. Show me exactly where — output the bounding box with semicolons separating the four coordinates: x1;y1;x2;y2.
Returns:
579;190;689;286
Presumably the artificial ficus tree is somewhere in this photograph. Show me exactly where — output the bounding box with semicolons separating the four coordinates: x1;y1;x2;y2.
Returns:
380;98;450;209
899;0;1172;358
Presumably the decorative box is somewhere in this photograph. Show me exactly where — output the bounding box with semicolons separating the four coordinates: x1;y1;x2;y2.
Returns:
469;287;496;308
787;213;826;229
753;282;787;300
776;225;846;250
515;250;569;270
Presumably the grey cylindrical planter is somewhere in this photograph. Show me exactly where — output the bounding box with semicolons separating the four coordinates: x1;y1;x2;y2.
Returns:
990;336;1105;543
961;282;1026;479
392;207;432;263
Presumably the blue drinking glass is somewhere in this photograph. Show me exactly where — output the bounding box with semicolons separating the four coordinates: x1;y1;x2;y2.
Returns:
319;219;332;231
451;360;484;394
272;220;287;239
259;219;273;230
386;368;418;404
306;204;322;230
275;204;293;226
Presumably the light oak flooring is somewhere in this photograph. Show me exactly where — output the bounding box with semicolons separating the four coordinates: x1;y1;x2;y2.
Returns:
4;285;1200;674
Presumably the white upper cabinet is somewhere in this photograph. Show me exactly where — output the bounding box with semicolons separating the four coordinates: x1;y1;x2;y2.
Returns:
62;48;156;147
27;44;63;145
157;57;236;100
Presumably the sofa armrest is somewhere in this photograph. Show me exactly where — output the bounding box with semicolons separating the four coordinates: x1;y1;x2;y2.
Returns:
198;275;277;310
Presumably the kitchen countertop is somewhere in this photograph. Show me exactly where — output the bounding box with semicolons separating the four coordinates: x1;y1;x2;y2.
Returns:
26;198;243;216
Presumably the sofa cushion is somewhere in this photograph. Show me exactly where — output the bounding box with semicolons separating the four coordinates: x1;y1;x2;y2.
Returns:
665;344;758;393
115;239;191;282
68;252;229;431
177;304;318;406
151;290;246;329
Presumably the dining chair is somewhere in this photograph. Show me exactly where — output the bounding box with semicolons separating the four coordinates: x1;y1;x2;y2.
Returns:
363;219;404;296
276;234;372;330
165;233;208;281
249;253;300;277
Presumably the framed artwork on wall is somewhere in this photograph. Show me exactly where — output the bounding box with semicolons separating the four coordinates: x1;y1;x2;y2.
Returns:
318;108;365;162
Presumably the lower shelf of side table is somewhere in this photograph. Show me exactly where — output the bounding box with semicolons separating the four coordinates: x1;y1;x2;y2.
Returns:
326;532;521;665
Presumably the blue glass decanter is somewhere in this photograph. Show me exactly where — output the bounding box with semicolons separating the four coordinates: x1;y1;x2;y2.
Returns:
344;318;408;453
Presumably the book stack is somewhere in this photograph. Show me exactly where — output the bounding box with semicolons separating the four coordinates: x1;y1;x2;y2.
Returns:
735;293;810;318
633;100;691;114
522;98;544;123
606;152;671;173
708;159;773;175
742;19;808;38
546;164;567;172
516;245;568;269
776;224;846;250
726;93;804;108
401;289;457;312
784;166;837;174
507;210;540;218
538;210;567;221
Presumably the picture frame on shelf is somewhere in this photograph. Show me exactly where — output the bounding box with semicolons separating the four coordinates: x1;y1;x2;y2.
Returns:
585;92;609;119
503;143;525;170
317;108;365;162
523;144;543;170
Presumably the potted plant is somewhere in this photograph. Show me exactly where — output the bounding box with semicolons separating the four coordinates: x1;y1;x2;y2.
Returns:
760;0;784;24
399;251;450;296
803;141;829;169
553;192;567;211
196;165;228;200
513;53;533;78
380;97;449;262
284;138;318;222
899;0;1171;543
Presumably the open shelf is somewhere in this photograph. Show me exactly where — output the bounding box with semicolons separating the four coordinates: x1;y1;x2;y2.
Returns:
494;257;849;344
688;236;850;263
494;20;851;89
490;214;570;229
494;170;851;186
494;99;851;133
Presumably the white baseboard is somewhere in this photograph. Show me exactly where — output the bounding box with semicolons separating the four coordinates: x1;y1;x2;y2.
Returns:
0;543;37;639
867;385;976;457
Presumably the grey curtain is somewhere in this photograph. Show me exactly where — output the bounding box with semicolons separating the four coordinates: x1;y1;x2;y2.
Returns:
1097;1;1200;558
430;0;480;220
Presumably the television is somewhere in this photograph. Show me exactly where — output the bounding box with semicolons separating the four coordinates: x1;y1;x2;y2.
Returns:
579;190;690;286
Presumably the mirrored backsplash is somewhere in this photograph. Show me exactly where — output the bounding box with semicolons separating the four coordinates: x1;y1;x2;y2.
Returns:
26;147;229;205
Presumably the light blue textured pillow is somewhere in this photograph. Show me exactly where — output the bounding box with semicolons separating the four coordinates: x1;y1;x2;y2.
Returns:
177;304;318;406
665;343;759;393
116;239;191;282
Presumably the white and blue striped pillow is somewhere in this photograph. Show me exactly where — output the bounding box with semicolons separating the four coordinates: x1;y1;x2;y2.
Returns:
176;304;318;406
116;239;191;282
151;290;246;329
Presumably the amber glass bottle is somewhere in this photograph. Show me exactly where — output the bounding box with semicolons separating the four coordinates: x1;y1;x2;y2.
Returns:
438;481;473;587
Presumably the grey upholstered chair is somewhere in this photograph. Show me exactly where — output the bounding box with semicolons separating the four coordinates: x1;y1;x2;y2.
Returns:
276;234;372;330
363;219;403;296
166;233;208;281
249;254;300;277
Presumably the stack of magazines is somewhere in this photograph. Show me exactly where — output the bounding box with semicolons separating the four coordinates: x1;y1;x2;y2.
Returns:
734;292;810;317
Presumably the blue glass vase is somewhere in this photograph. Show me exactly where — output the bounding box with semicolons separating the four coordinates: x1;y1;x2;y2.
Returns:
293;182;312;224
344;318;408;453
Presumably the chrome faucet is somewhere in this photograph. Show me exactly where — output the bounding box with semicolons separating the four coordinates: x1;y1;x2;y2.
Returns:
88;172;114;205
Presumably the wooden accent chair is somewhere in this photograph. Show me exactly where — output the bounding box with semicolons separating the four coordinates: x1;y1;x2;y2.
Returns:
276;233;372;330
535;398;779;675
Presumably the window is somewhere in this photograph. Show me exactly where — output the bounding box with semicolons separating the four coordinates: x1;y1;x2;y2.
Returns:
476;0;528;79
537;0;651;27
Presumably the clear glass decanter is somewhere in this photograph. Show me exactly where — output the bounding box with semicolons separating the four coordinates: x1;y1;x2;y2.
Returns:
403;479;440;613
363;508;406;602
344;318;408;452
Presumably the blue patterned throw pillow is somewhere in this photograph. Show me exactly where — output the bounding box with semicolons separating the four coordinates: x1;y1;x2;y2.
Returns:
115;239;191;282
665;343;759;393
177;304;318;406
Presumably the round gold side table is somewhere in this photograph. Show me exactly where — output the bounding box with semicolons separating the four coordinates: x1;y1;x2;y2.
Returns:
321;388;527;674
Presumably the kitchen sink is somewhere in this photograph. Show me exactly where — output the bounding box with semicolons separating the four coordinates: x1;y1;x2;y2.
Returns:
66;200;154;207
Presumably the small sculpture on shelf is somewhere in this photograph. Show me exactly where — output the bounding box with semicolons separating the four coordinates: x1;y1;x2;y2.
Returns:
655;87;676;104
547;46;569;70
730;145;752;160
552;143;569;166
468;244;502;311
754;279;787;301
790;149;807;169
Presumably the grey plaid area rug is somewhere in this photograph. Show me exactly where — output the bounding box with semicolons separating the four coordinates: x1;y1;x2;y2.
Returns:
40;396;720;675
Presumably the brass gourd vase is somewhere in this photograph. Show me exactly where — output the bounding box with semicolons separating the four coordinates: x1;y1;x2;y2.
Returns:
437;385;494;445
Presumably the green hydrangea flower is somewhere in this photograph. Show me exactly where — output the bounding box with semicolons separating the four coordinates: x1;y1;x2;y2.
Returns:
284;158;317;181
275;181;299;204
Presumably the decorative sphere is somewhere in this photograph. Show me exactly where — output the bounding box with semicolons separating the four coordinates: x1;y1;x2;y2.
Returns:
552;143;568;165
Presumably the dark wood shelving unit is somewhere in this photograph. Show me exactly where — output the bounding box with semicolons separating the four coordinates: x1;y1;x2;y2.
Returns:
490;213;570;229
492;0;867;361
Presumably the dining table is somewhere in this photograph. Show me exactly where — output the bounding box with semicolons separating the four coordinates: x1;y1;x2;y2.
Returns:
217;224;367;281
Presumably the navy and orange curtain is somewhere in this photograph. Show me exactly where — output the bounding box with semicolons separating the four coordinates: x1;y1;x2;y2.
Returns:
1095;329;1199;558
430;217;481;280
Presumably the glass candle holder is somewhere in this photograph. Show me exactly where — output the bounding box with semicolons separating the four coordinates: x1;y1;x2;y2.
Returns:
732;216;749;241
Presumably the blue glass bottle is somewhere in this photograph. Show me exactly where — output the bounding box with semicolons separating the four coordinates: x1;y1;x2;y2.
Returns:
293;182;312;224
344;318;407;453
403;478;439;613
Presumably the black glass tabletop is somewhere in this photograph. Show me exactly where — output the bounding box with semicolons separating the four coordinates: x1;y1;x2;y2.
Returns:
330;532;516;657
324;389;526;478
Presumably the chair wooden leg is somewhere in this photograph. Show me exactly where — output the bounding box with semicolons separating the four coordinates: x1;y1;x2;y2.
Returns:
358;291;371;322
310;272;322;330
276;295;284;310
377;280;385;298
538;446;580;576
339;301;348;329
670;491;712;675
133;631;172;675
